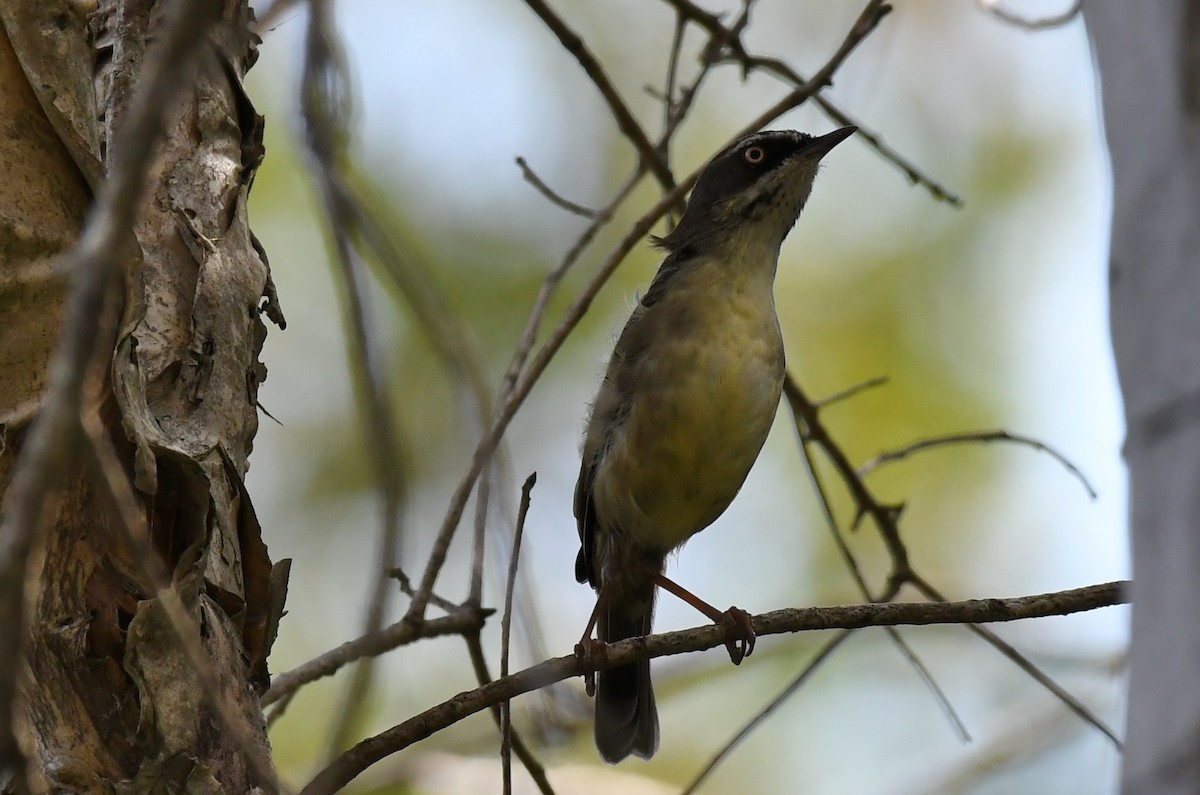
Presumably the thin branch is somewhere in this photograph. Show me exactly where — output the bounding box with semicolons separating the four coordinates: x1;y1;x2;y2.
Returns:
789;400;971;742
500;474;537;795
662;0;963;205
388;567;461;614
786;373;1118;744
977;0;1082;30
810;95;963;206
464;637;558;795
0;0;225;781
521;0;677;194
301;0;408;756
469;467;492;608
814;374;890;409
784;373;912;589
515;157;597;218
910;573;1122;747
301;581;1128;795
661;11;687;143
262;609;487;708
682;630;854;795
857;429;1098;499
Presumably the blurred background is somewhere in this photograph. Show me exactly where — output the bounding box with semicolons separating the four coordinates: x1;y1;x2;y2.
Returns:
244;1;1128;792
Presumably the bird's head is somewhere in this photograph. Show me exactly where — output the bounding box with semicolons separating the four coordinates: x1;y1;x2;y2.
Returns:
655;127;856;257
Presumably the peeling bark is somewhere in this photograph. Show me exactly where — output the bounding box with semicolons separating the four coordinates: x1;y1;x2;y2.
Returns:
0;2;285;792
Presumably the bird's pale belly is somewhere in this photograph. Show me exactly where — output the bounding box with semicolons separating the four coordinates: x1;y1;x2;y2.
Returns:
595;305;784;552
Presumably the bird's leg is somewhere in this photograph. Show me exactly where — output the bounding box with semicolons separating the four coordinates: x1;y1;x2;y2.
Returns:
647;568;756;664
575;586;609;697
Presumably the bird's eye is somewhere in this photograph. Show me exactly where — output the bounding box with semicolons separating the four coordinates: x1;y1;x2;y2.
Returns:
743;146;766;165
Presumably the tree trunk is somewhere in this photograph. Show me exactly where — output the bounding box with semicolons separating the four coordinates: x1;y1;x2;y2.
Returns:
1087;2;1200;793
0;2;285;791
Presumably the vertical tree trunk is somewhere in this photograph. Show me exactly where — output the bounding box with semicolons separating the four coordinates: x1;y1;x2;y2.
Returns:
0;2;285;791
1087;2;1200;793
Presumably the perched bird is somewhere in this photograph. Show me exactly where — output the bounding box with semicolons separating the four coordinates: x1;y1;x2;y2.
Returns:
573;126;856;763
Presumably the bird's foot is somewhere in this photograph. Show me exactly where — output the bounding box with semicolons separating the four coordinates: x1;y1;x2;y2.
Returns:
574;638;609;697
719;606;756;665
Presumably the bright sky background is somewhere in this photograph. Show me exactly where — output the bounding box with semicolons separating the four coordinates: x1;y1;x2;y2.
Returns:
245;2;1128;792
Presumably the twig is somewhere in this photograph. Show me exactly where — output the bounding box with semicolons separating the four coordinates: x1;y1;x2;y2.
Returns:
469;467;492;608
682;630;854;795
300;581;1128;795
515;157;597;218
910;573;1122;747
500;474;537;795
661;12;687;144
397;166;641;628
788;403;971;742
790;417;969;742
810;96;963;206
300;0;408;756
521;0;676;194
262;609;488;708
977;0;1082;30
388;567;460;614
662;0;963;205
0;0;225;781
785;373;911;589
814;375;890;409
464;637;557;795
857;429;1098;499
787;373;1117;744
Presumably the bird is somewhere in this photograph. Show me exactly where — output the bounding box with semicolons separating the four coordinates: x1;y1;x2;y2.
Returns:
573;126;856;763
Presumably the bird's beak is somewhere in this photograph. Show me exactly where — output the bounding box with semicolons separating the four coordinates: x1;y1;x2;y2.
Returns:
801;126;857;159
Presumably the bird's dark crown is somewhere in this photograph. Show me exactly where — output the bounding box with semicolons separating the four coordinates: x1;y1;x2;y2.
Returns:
653;128;853;256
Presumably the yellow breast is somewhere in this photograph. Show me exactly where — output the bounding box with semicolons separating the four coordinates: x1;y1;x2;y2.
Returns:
591;258;785;552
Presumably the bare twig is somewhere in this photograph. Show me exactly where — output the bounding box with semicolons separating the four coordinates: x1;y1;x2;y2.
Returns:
0;0;225;781
910;573;1122;747
300;0;407;752
857;429;1098;499
500;474;537;795
262;609;488;708
661;12;688;144
786;373;1118;744
661;0;963;205
814;374;890;409
464;637;558;795
388;567;461;614
977;0;1082;30
682;630;854;795
785;373;912;589
521;0;676;194
301;582;1128;795
515;157;597;218
811;96;963;205
469;468;492;608
787;405;971;742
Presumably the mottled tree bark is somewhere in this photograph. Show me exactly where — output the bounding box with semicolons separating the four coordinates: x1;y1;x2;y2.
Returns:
1087;2;1200;793
0;2;285;792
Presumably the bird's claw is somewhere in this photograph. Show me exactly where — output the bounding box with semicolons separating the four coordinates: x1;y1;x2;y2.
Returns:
719;606;756;665
574;639;608;697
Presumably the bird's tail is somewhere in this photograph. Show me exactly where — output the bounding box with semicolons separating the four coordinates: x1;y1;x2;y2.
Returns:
595;586;659;763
